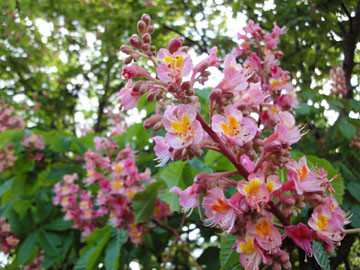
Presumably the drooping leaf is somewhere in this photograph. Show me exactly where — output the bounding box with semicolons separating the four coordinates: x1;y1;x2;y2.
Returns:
132;181;165;223
312;241;330;270
18;231;39;265
220;234;238;269
104;229;127;270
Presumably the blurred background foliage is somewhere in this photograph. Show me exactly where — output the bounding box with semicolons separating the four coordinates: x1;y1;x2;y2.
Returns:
0;0;359;269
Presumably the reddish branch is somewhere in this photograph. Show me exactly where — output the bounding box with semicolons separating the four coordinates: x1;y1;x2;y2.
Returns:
196;112;250;179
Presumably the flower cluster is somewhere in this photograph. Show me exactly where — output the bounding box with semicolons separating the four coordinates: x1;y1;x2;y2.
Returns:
330;66;347;97
0;100;24;132
0;218;19;254
118;15;348;269
22;134;45;161
54;137;170;243
0;100;25;172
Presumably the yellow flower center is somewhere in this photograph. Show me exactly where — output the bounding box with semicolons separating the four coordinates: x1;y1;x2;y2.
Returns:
270;78;281;87
240;237;256;254
317;214;328;231
221;116;240;137
165;55;184;69
80;201;89;209
255;219;272;238
114;164;123;173
127;189;135;199
266;181;274;192
112;181;122;190
87;171;93;177
244;179;260;196
270;107;278;114
172;115;192;138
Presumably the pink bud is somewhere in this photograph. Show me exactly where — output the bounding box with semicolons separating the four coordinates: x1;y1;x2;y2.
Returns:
147;92;155;102
181;81;191;91
141;14;151;26
264;141;282;153
147;25;155;34
137;21;146;35
142;33;151;44
167;38;183;54
168;83;179;93
122;65;149;80
120;45;134;54
130;34;143;49
209;88;222;101
124;56;132;65
282;196;295;206
143;114;162;129
142;43;150;51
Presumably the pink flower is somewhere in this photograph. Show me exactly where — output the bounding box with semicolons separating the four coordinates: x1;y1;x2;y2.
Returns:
162;104;203;149
286;156;323;195
250;216;282;252
153;136;172;167
156;48;193;84
236;236;265;270
202;188;237;231
118;80;141;110
212;104;257;146
308;196;347;246
214;54;248;94
22;134;45;150
235;83;265;108
237;174;270;211
170;184;199;215
285;223;314;257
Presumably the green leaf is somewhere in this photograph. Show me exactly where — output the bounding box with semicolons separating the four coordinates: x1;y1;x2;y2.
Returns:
296;103;311;115
13;199;30;218
86;230;112;270
132;181;165;223
18;231;39;265
159;161;186;212
74;246;96;270
312;241;330;270
197;246;220;270
220;235;238;269
44;218;72;231
338;118;356;140
105;229;127;270
0;178;13;197
37;230;62;257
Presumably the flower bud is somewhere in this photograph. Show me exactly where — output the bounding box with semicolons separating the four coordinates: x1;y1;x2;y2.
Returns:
181;81;191;91
282;196;295;206
209;88;222;101
137;21;147;35
168;83;179;93
130;34;143;49
122;65;149;80
120;45;134;54
143;114;162;129
147;92;155;102
167;38;183;54
142;33;151;44
142;43;150;51
264;141;282;153
147;25;155;34
180;46;190;53
150;45;156;51
132;81;144;92
124;56;132;65
141;14;151;26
